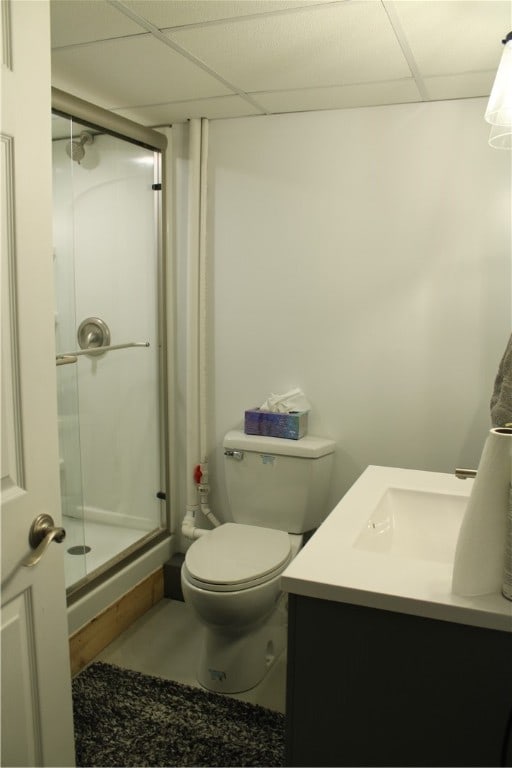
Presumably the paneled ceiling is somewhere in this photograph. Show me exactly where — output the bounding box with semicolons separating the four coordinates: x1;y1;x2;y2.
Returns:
50;0;512;126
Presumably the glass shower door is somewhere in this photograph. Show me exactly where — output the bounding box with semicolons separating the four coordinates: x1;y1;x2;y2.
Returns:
52;114;165;591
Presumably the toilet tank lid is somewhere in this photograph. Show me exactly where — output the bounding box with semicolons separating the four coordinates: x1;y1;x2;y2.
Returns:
224;430;335;458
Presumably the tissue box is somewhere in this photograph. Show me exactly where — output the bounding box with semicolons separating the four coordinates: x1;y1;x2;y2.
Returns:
244;408;308;440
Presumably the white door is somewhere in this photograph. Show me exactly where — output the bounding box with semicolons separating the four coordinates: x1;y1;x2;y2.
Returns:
1;0;76;765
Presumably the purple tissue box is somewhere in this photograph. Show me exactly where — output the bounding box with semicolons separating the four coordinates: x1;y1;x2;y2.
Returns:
244;408;308;440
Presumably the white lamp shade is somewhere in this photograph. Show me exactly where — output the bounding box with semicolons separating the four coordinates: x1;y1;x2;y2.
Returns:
485;37;512;127
488;123;512;149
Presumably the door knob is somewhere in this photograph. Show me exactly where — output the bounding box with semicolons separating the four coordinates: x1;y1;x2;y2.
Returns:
23;513;66;567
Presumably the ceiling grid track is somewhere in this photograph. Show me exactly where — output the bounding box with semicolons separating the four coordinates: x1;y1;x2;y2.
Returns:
381;0;430;102
106;0;269;115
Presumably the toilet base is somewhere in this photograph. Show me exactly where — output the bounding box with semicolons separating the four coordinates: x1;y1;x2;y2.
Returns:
197;595;287;693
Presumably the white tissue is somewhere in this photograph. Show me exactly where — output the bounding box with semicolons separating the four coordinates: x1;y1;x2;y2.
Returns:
259;387;311;414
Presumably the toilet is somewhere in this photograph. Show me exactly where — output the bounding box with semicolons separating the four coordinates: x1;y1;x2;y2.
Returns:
181;429;335;693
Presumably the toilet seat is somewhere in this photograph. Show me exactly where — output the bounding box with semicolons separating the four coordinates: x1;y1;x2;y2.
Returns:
184;523;292;593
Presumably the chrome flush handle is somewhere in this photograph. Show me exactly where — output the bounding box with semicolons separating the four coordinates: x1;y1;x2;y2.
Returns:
224;449;244;460
23;513;66;567
455;468;477;480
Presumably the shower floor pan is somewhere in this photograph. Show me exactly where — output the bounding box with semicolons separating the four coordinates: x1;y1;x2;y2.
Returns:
64;515;148;589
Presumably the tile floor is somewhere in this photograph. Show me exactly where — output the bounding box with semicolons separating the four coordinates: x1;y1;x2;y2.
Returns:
95;597;287;713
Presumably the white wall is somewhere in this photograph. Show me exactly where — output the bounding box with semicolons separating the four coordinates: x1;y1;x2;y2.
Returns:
201;97;510;523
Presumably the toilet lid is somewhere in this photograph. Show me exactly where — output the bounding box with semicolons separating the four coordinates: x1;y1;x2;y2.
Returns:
185;523;292;588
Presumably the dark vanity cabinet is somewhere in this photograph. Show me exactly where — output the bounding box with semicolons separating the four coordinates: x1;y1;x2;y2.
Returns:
285;593;512;767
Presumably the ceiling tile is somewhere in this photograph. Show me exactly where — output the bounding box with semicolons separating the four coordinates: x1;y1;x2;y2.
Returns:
113;95;264;124
424;71;497;102
166;1;411;93
390;0;512;77
51;35;232;109
255;79;421;114
50;0;143;48
49;0;507;119
120;0;329;29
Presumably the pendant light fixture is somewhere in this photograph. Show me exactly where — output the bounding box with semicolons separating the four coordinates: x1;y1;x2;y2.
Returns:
485;31;512;149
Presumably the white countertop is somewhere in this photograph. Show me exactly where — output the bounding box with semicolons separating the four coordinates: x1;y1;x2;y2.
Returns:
281;465;512;633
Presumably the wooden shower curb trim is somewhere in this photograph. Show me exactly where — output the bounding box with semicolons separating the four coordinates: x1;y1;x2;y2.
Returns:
69;567;164;676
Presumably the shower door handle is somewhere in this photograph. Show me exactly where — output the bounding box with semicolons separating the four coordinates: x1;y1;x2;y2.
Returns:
56;355;77;366
23;514;66;567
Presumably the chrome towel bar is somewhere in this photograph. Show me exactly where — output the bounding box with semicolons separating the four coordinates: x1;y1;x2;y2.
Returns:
56;341;149;363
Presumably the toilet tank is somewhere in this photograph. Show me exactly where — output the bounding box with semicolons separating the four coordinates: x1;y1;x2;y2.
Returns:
223;430;336;533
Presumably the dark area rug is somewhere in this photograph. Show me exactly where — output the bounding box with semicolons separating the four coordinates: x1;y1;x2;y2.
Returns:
72;661;286;767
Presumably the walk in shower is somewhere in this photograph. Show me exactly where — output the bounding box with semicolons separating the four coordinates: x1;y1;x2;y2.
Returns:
51;96;168;593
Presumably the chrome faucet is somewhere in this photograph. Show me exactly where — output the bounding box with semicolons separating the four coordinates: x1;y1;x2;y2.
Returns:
455;468;477;480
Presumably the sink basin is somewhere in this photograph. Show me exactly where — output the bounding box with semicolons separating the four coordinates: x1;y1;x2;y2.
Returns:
353;487;468;563
281;465;511;632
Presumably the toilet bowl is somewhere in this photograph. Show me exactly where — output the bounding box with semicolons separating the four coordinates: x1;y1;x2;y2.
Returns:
181;430;335;693
181;523;301;692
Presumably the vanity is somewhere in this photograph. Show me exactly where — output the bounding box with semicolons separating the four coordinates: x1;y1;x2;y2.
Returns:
281;466;512;767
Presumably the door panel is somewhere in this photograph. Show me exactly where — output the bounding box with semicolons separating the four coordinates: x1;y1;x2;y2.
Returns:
1;1;76;765
1;592;40;767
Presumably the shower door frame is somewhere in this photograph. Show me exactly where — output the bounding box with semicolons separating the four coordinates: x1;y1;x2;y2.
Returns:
51;88;172;602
